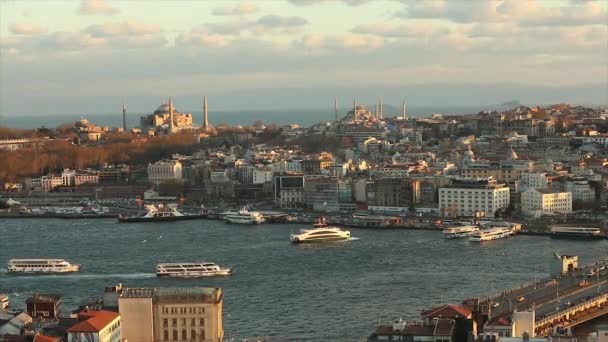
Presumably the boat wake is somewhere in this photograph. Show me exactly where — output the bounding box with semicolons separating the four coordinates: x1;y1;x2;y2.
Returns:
349;237;361;241
2;272;156;280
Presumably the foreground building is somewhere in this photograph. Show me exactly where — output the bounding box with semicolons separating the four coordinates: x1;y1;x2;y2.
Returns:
67;310;121;342
118;287;223;342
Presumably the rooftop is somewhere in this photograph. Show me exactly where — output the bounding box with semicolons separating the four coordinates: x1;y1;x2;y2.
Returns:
26;294;61;304
67;310;119;333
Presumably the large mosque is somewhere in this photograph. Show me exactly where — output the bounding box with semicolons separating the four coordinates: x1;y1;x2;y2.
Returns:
139;97;197;133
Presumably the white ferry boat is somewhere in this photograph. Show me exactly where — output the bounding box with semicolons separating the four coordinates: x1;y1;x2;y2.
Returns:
469;227;513;242
290;218;351;243
442;225;480;239
156;262;233;278
0;294;9;309
550;226;605;240
7;259;81;273
223;208;265;224
118;204;205;223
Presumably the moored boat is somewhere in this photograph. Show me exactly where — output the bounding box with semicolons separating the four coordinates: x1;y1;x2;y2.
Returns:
469;227;513;242
156;262;232;278
118;204;205;223
7;259;81;273
442;225;480;239
290;218;351;243
0;294;9;309
550;226;604;240
223;208;265;224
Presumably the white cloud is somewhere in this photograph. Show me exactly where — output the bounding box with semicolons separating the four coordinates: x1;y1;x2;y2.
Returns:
84;21;161;37
212;2;258;16
351;22;451;38
204;15;308;35
175;30;230;47
295;33;384;51
288;0;370;6
77;0;120;15
9;23;46;35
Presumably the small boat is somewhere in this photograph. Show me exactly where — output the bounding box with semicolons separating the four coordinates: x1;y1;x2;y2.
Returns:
223;207;265;224
0;294;9;309
118;204;205;223
290;218;351;243
442;225;480;239
156;262;233;278
469;227;513;242
550;226;605;240
7;259;81;273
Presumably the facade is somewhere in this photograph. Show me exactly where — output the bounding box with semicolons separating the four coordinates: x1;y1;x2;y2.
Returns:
460;160;533;182
520;172;549;189
303;176;339;211
371;178;420;207
118;287;223;342
521;188;572;216
75;173;100;186
274;174;305;209
148;160;183;185
439;178;510;217
67;310;121;342
26;294;62;319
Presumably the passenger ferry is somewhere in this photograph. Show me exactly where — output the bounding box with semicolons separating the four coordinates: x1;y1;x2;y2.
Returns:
290;218;351;243
0;294;9;309
156;262;233;278
550;226;605;240
469;227;513;242
223;208;265;224
7;259;81;273
118;204;204;223
442;225;480;239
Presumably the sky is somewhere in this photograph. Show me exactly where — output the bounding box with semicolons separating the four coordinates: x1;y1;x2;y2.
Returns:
0;0;607;116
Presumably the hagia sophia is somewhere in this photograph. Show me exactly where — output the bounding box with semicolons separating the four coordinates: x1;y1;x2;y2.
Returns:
140;97;196;133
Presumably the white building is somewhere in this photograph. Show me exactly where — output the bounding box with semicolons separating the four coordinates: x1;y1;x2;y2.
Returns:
253;169;273;184
521;188;572;217
75;173;100;186
61;169;76;187
41;175;63;192
147;160;183;185
520;172;549;189
564;180;595;202
439;178;510;217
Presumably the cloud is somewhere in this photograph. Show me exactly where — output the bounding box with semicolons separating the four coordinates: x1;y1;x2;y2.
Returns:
84;21;161;37
295;33;384;51
288;0;370;6
204;15;308;35
9;23;46;35
351;22;451;38
175;30;230;47
397;0;608;26
77;0;119;15
212;2;258;16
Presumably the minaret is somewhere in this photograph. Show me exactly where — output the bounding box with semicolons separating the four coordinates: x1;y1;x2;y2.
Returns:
379;96;383;119
122;98;127;132
334;96;338;122
402;99;408;120
203;96;209;130
374;101;379;119
169;96;175;133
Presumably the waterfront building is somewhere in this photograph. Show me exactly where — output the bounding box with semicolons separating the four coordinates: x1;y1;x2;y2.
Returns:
118;287;223;342
303;176;339;212
26;293;62;319
75;173;100;186
371;178;420;207
368;317;456;342
41;175;63;192
563;178;595;202
439;178;510;217
67;310;121;342
274;174;305;209
520;188;572;217
148;160;183;185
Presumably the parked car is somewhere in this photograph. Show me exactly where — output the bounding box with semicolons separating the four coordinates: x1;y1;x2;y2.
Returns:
517;296;525;303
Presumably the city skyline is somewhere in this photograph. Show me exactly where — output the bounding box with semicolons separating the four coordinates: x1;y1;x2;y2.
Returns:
0;0;607;115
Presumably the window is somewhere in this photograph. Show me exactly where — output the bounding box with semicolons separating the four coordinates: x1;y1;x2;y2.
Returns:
163;330;169;340
182;329;187;339
182;318;186;325
200;329;205;340
191;318;196;326
172;318;177;326
163;318;168;327
173;330;178;340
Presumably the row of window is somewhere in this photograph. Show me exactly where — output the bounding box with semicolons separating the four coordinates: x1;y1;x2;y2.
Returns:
162;306;205;315
163;318;205;327
162;328;205;341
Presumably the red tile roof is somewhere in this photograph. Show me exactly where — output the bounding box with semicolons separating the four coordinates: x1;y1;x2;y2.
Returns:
67;310;119;333
486;316;512;327
422;304;472;319
33;334;61;342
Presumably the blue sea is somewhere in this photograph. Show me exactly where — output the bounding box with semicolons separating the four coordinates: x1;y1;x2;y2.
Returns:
0;106;483;129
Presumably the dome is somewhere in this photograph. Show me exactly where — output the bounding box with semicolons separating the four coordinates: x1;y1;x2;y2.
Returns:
355;105;364;110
